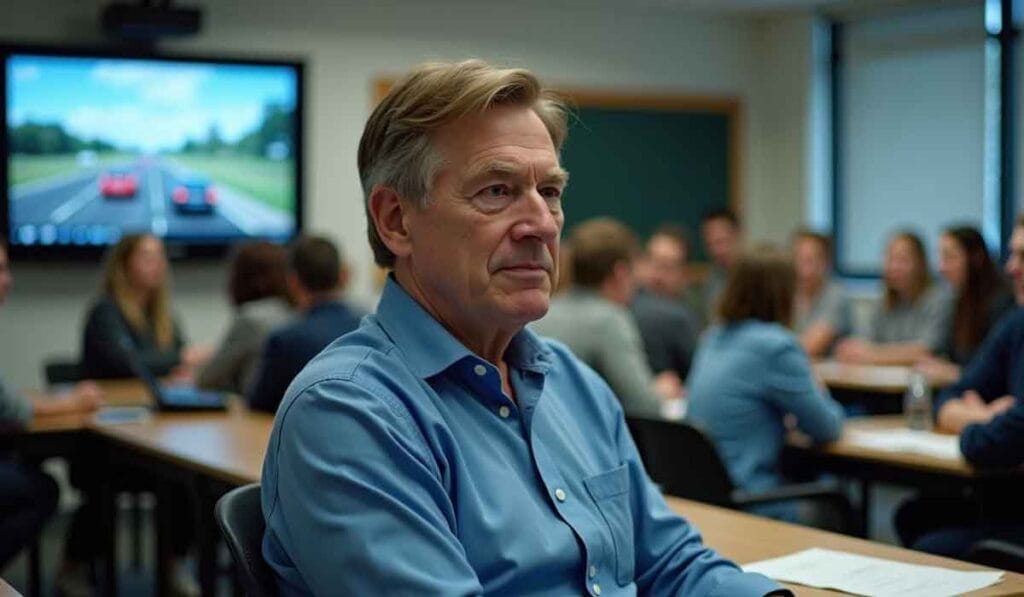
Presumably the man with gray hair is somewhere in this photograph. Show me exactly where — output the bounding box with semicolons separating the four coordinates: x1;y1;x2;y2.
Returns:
261;60;784;596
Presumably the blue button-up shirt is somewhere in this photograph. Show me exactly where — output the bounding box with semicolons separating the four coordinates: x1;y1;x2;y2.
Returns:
262;277;782;596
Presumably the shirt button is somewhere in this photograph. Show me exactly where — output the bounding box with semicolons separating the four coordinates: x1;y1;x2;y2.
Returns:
473;364;487;376
589;566;597;578
554;488;567;502
498;406;510;418
593;583;602;595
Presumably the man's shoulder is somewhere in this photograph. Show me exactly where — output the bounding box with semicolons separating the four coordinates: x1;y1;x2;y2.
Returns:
995;307;1024;343
275;318;421;417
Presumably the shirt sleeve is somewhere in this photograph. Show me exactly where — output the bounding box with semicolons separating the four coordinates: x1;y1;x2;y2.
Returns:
818;285;851;336
0;371;32;426
764;337;844;444
263;377;484;596
607;394;787;596
245;333;291;414
934;311;1016;412
593;310;664;418
918;289;953;352
960;401;1024;467
195;314;256;391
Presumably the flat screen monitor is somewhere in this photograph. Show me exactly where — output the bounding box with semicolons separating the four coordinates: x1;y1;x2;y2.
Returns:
1;44;303;258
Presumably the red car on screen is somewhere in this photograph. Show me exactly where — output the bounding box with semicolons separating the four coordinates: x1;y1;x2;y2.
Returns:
99;169;139;198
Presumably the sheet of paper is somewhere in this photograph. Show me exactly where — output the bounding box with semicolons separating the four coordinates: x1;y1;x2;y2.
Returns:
744;548;1003;597
847;428;963;460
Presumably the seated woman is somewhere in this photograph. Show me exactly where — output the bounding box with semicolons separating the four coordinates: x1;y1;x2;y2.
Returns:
81;233;198;379
914;226;1014;384
686;250;845;524
792;229;851;358
835;231;952;365
195;241;293;393
69;234;198;595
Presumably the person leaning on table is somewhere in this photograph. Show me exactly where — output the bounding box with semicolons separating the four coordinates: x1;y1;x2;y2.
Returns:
260;60;788;596
0;234;103;570
894;217;1024;559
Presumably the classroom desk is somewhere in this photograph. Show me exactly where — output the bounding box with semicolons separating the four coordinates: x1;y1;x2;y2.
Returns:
668;497;1024;596
9;384;1024;596
814;360;958;415
786;415;1024;534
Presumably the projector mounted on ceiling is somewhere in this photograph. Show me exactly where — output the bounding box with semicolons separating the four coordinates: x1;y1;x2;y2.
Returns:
101;0;203;41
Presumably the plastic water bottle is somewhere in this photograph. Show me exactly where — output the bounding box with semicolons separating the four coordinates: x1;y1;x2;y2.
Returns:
904;370;933;431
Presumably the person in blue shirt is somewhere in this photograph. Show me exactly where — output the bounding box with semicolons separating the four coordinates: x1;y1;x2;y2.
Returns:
686;249;845;524
893;215;1024;558
245;235;361;414
261;60;785;596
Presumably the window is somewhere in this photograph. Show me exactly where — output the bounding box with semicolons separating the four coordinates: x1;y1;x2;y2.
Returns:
832;3;992;276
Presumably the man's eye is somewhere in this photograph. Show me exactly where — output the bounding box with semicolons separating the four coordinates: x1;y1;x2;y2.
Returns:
481;184;511;198
539;186;563;200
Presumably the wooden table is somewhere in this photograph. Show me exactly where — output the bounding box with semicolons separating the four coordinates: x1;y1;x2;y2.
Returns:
786;415;1024;535
812;360;948;415
669;497;1024;595
9;383;1024;596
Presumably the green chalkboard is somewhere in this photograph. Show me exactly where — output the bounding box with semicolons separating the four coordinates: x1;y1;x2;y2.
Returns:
559;104;734;261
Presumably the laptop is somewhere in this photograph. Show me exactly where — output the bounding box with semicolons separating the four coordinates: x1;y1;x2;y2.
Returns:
120;336;228;412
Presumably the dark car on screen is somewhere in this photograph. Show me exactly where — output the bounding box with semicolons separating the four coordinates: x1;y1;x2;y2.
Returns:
171;177;217;214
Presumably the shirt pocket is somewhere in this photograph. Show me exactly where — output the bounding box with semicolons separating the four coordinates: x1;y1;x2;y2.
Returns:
583;464;635;586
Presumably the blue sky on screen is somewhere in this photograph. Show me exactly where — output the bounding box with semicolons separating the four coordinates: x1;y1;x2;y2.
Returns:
7;54;297;153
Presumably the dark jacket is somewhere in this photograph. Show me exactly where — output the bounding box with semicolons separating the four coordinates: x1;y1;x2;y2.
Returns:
245;300;362;413
630;289;699;379
936;307;1024;467
81;296;185;379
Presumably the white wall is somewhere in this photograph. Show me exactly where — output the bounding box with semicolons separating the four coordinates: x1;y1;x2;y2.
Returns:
0;0;812;388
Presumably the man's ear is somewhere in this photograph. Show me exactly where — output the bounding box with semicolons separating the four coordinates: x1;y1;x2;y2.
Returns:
368;185;413;259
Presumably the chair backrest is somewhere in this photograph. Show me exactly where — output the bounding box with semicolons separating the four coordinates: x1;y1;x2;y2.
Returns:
43;357;82;385
965;539;1024;574
214;484;278;597
626;416;736;507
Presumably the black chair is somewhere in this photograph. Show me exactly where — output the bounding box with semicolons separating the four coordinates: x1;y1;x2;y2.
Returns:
215;484;278;597
42;357;83;385
965;539;1024;573
626;416;856;533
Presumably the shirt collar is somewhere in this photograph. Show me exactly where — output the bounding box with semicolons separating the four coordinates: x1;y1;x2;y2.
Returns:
376;276;554;379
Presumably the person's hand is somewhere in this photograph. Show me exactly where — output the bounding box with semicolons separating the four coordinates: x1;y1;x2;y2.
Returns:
834;338;871;363
987;394;1017;417
181;344;213;368
71;381;104;412
937;390;993;433
912;356;960;386
652;371;683;401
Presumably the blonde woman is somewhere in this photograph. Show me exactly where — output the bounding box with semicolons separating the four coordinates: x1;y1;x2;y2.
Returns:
68;233;200;595
81;233;198;378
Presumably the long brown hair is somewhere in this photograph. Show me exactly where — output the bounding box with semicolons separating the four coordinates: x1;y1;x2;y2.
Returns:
102;234;175;349
717;248;795;327
884;231;931;310
946;226;1007;354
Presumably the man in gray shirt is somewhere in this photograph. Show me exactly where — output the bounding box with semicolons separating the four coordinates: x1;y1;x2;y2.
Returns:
533;218;677;417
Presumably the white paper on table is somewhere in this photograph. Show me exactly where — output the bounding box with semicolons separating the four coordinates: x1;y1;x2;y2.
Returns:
743;548;1003;597
846;428;963;460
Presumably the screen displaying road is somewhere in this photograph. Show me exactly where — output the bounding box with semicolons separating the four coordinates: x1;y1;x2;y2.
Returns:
5;53;299;247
